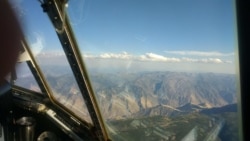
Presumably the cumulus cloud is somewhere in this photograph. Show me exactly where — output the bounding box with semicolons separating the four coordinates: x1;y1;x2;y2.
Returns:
165;50;234;57
139;53;180;62
99;52;132;59
201;58;223;63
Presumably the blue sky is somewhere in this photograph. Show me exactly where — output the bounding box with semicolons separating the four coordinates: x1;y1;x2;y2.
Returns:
15;0;238;74
67;0;236;54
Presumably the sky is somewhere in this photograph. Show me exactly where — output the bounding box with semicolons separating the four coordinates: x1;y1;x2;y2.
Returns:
14;0;238;74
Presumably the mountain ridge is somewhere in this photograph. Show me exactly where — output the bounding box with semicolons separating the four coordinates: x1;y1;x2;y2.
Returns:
90;71;237;119
15;70;237;120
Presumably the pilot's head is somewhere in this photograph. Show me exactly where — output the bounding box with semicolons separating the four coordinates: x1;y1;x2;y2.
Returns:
0;1;23;86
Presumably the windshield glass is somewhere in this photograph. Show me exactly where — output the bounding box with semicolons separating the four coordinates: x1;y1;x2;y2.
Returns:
11;0;92;123
14;62;41;92
67;0;240;140
11;0;241;140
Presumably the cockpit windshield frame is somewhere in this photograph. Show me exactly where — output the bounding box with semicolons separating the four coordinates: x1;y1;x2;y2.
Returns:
11;0;110;140
9;0;244;141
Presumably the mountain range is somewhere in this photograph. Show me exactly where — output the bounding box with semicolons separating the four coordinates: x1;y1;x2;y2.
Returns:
89;71;237;120
14;69;239;140
14;70;238;120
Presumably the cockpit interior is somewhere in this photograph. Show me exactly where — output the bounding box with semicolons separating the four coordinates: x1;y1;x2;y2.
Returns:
0;0;249;141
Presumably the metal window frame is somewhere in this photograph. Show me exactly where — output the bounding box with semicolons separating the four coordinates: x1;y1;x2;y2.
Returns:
40;0;110;140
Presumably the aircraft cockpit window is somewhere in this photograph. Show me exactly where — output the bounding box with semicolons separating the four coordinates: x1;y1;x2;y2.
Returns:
67;0;241;140
10;0;242;140
14;62;41;93
11;0;93;124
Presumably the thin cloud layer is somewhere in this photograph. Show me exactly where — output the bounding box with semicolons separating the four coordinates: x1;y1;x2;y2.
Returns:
35;51;235;74
181;57;224;63
36;51;232;64
83;52;231;64
165;50;234;57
